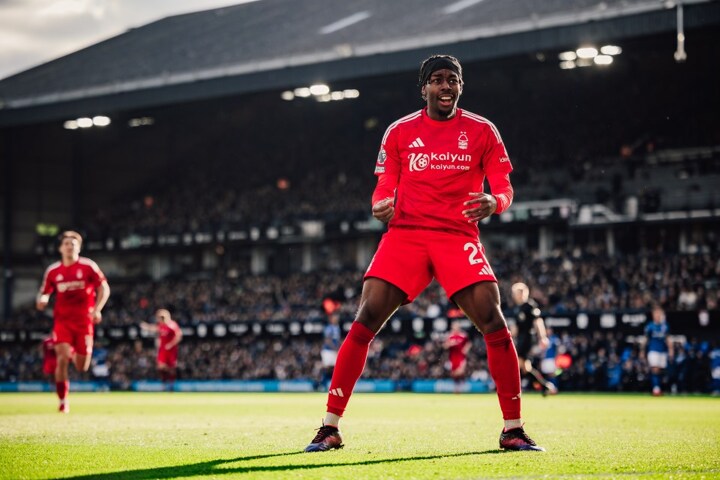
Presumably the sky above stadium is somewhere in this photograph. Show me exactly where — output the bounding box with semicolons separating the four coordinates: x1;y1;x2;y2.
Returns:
0;0;259;80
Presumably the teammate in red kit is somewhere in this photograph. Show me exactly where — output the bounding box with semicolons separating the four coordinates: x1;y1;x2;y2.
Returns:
41;335;58;383
141;309;182;391
305;55;544;452
444;321;471;393
36;231;110;413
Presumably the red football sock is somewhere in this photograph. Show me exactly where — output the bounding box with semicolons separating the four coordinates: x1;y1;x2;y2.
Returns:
326;322;375;416
56;381;69;401
484;328;521;420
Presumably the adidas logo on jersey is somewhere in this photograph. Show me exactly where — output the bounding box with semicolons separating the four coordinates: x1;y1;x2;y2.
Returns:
408;137;425;148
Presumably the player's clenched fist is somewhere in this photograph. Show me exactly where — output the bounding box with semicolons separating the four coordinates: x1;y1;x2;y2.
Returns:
372;197;395;223
462;192;497;223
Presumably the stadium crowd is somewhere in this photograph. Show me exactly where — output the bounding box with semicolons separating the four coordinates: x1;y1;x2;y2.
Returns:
80;147;719;241
7;243;719;332
3;242;718;392
1;328;718;395
7;226;718;392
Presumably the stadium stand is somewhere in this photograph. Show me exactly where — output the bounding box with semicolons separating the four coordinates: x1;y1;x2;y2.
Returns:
1;0;718;393
2;328;717;394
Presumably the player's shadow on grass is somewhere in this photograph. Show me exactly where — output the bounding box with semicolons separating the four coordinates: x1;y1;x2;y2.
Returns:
61;449;503;479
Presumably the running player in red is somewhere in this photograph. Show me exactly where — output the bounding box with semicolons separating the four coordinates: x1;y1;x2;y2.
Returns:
41;335;58;383
141;309;182;391
305;55;544;452
444;321;471;393
36;231;110;413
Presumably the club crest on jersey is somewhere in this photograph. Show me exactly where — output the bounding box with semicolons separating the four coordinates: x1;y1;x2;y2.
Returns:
76;270;83;279
458;131;468;150
377;148;387;165
408;153;429;172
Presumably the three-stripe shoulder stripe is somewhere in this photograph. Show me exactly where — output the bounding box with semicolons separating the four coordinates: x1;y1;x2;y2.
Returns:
40;261;61;285
79;257;102;273
462;110;503;144
381;110;422;145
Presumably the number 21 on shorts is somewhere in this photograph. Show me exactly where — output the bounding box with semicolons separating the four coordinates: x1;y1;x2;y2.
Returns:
463;242;484;265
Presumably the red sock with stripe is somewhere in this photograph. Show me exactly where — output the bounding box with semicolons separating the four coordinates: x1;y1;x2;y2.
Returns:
484;327;522;420
56;381;69;401
326;322;375;417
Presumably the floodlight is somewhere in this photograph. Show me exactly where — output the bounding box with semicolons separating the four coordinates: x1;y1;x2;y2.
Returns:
576;47;598;59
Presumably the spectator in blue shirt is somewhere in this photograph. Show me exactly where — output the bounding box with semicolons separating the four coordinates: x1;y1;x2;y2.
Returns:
643;304;673;396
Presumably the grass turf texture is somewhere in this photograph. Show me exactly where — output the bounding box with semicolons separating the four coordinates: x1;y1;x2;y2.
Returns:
0;392;718;479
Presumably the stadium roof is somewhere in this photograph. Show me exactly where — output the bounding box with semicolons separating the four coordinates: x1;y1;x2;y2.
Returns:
1;0;718;126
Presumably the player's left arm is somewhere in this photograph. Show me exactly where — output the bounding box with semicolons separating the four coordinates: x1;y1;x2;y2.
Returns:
86;260;110;324
165;322;183;349
666;332;674;359
463;124;513;222
534;317;550;349
91;280;110;324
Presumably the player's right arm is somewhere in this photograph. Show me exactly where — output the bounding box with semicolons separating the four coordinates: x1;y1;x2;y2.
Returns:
36;294;50;311
36;265;55;311
371;123;401;223
140;321;159;333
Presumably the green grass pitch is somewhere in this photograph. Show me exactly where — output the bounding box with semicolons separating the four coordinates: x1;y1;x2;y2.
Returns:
1;392;718;479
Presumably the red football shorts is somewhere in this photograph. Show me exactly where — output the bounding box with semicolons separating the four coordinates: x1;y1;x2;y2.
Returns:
43;358;57;376
450;355;467;374
158;347;178;368
53;321;94;356
365;228;497;302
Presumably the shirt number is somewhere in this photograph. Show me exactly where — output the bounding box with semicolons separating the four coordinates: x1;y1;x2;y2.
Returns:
463;242;484;265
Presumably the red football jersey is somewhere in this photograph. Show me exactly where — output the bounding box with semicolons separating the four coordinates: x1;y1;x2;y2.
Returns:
373;108;513;236
159;320;181;350
39;257;106;324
